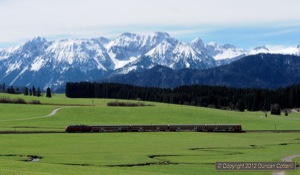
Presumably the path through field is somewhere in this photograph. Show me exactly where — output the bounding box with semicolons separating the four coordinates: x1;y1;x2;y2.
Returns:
0;106;75;122
272;154;300;175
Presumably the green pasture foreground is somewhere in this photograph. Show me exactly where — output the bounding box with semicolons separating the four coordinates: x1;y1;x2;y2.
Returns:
0;93;300;175
0;132;299;175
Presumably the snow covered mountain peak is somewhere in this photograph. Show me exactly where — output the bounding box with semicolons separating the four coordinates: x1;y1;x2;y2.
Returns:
151;31;170;38
105;32;174;69
222;44;236;49
206;42;236;50
44;38;113;71
143;37;215;69
144;32;171;45
1;31;300;91
145;38;176;61
254;45;269;51
205;41;246;60
28;36;47;44
249;45;270;55
191;37;204;45
174;41;196;58
207;41;217;47
93;37;110;44
21;36;48;50
190;37;205;54
120;32;138;38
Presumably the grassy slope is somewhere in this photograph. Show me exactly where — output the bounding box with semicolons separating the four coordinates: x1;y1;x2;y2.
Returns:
0;93;300;174
1;93;300;131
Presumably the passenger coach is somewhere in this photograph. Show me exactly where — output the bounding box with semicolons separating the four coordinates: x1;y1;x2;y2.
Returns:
65;124;242;132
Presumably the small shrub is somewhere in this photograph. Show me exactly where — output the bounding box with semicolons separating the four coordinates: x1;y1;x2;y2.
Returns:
107;101;153;107
12;98;26;104
0;97;11;103
30;100;41;104
0;96;26;104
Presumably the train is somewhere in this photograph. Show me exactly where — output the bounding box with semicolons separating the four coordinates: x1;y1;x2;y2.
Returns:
65;124;242;133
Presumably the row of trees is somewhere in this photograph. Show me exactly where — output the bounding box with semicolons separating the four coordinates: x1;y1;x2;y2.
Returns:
0;83;51;98
66;82;300;111
24;86;42;97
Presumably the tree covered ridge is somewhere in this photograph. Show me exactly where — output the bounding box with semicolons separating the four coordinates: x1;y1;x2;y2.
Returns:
66;82;300;111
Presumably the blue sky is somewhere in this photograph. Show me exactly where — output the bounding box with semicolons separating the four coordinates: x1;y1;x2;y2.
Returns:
0;0;300;49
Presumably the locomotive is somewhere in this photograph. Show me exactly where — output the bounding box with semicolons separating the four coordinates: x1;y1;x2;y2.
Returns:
65;124;242;132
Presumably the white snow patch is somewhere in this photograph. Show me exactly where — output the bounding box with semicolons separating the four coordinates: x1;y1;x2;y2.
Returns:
109;51;137;69
6;61;22;74
30;57;45;71
214;49;245;60
127;65;137;72
248;46;300;56
271;47;299;55
93;57;107;71
10;66;28;85
104;41;114;50
0;53;9;61
0;45;21;60
249;49;269;55
118;66;138;74
146;40;173;58
173;42;194;58
185;62;190;68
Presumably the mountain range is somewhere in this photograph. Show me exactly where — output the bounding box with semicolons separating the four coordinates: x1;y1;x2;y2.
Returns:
0;32;300;91
107;54;300;89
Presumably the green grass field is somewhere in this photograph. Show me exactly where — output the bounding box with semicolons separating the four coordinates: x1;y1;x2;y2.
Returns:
0;93;300;174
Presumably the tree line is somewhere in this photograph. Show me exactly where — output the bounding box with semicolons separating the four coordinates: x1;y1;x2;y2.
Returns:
0;83;52;98
65;82;300;111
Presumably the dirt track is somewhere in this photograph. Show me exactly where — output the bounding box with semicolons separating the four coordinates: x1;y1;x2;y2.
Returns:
272;154;300;175
0;106;75;122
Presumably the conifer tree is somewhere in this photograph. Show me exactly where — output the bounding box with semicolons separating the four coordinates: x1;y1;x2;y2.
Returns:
46;87;52;98
32;86;36;96
37;87;42;97
24;87;29;96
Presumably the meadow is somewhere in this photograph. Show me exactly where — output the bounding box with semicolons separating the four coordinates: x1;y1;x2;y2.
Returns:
0;93;300;175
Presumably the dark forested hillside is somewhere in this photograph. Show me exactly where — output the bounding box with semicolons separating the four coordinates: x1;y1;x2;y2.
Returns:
106;54;300;89
66;82;300;111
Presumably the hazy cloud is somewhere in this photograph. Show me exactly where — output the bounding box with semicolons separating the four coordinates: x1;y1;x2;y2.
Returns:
0;0;299;47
